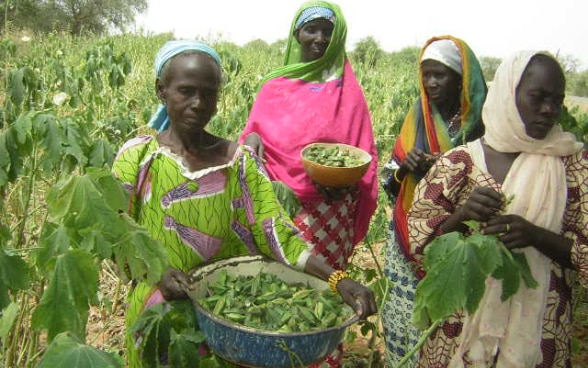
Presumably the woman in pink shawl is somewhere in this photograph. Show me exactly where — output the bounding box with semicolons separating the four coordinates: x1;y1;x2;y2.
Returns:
240;1;378;273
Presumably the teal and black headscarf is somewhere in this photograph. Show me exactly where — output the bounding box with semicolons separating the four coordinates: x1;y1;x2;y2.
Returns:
148;40;222;132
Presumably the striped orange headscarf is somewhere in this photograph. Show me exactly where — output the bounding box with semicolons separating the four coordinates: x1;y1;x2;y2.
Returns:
392;35;487;267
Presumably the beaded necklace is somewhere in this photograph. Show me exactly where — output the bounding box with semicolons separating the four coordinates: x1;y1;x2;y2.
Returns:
446;109;461;138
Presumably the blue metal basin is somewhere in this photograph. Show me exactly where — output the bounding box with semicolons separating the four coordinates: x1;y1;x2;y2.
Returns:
188;256;358;368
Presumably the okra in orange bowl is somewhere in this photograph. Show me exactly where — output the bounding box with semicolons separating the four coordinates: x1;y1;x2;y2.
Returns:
301;143;372;188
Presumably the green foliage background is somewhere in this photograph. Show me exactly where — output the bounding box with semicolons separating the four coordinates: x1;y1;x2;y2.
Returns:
0;30;585;367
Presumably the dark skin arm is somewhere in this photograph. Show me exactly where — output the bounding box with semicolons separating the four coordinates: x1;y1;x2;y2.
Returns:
243;132;265;161
387;147;440;196
439;186;573;268
440;186;503;234
159;256;378;320
314;184;356;202
303;255;377;320
158;267;191;301
484;215;573;268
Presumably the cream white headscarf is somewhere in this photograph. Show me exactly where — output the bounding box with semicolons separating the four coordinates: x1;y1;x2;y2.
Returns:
421;39;463;75
450;51;583;367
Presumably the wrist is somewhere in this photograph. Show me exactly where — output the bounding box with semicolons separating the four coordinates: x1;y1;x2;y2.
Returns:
328;270;350;294
441;207;467;234
528;224;543;246
393;168;406;183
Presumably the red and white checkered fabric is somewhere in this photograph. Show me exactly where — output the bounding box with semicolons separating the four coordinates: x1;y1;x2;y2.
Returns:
293;194;357;270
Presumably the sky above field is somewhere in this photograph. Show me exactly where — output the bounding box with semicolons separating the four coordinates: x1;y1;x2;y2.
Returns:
135;0;588;70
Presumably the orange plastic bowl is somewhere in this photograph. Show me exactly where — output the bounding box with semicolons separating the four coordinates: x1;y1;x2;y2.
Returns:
301;143;372;188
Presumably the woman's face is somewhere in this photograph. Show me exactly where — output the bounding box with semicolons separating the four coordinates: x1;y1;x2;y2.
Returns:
296;18;334;62
420;59;461;108
516;56;565;140
157;53;221;134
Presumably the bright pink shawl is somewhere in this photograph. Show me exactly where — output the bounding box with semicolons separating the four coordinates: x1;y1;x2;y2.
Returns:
240;60;378;245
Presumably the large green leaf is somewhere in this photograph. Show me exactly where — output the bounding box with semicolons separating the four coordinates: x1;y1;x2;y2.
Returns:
168;329;208;368
46;174;122;232
0;302;19;340
88;138;115;168
411;293;431;331
512;252;539;289
8;68;25;107
0;129;24;183
130;300;207;368
466;232;503;275
416;245;469;323
32;249;99;341
0;249;30;310
492;250;539;301
62;121;88;169
45;170;166;284
414;222;535;328
36;332;122;368
86;168;129;216
112;214;168;286
12;113;33;148
0;132;10;187
36;113;67;174
128;303;170;368
0;224;12;245
79;227;112;260
423;231;461;267
36;223;72;274
0;132;12;169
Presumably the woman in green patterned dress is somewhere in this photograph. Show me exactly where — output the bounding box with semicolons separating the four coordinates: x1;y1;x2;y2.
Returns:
112;40;377;367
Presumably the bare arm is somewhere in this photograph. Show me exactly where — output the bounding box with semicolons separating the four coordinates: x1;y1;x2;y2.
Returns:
485;215;573;268
303;255;377;320
440;186;504;234
383;148;439;197
243;132;265;160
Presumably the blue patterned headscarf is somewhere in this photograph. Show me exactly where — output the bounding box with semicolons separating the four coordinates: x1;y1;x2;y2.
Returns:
294;6;335;30
148;40;222;132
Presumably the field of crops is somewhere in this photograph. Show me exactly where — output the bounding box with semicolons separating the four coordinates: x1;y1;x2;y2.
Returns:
0;31;586;367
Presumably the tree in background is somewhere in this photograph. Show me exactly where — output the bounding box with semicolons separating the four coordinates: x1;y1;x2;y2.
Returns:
353;36;383;68
388;46;419;67
0;0;147;35
554;54;588;97
479;56;501;82
568;70;588;97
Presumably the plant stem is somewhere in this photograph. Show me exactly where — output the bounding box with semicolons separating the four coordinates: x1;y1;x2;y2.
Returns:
364;240;384;277
16;147;38;247
397;319;442;368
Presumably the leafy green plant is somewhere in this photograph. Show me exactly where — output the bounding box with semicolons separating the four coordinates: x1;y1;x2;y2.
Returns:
37;332;123;368
559;105;588;145
0;36;172;367
398;220;538;366
129;301;218;368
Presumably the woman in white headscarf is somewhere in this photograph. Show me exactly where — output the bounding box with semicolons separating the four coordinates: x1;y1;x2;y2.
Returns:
381;35;487;366
407;50;588;367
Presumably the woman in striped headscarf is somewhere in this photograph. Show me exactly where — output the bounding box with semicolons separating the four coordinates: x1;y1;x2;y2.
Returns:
380;35;487;366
